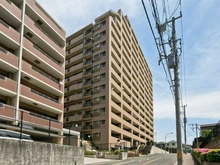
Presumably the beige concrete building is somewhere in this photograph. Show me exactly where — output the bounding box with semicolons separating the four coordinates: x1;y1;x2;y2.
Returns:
0;0;65;144
65;9;153;150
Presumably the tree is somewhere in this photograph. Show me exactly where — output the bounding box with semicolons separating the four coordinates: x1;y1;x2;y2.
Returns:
200;129;212;138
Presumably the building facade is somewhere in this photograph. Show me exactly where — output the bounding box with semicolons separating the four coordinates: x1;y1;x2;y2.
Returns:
0;0;65;144
65;10;153;150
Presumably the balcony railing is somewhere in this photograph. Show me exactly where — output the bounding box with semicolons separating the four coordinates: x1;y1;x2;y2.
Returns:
0;46;7;54
34;23;62;49
0;19;9;28
84;91;93;97
0;74;5;80
33;44;61;66
32;67;59;84
84;102;93;107
83;113;92;118
30;89;59;103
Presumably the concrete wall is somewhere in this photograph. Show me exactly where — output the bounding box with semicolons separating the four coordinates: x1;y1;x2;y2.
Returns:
0;139;84;165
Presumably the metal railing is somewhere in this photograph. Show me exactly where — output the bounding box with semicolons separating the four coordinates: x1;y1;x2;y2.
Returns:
0;19;9;28
30;89;59;103
0;46;8;54
33;44;61;66
32;66;59;84
0;74;6;80
34;23;63;49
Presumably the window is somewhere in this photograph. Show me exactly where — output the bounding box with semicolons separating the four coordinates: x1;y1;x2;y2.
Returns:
93;121;99;126
94;43;100;49
93;97;100;103
100;51;106;57
94;75;100;81
67;77;70;82
101;31;106;36
94;23;100;29
100;108;105;112
93;109;100;115
66;97;69;101
100;73;106;78
94;86;100;92
66;117;69;122
67;87;69;91
94;33;100;40
101;20;106;26
100;96;105;100
94;64;100;71
101;120;105;124
101;62;106;67
101;41;106;46
100;84;105;89
66;107;69;112
94;53;100;60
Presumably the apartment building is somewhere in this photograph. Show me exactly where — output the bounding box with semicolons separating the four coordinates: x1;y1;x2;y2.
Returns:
0;0;65;144
65;9;153;150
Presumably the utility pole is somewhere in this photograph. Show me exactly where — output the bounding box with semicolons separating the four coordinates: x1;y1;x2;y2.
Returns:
195;123;199;148
190;123;199;148
172;16;183;165
183;105;187;154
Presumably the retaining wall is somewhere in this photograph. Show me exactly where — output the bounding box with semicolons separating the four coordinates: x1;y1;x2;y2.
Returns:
0;139;84;165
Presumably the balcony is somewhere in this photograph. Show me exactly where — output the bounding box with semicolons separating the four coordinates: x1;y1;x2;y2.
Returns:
66;34;83;50
0;0;22;21
0;103;15;120
20;85;62;114
24;15;64;56
84;69;93;78
84;59;93;68
68;44;83;56
65;93;83;102
0;75;17;96
66;53;83;67
83;125;92;131
65;83;83;93
20;109;62;130
84;80;93;88
0;19;20;48
84;39;93;49
84;102;93;109
84;91;93;98
23;38;63;75
22;61;63;93
83;113;92;119
65;63;83;75
0;47;18;72
64;104;82;113
65;72;83;84
65;114;82;122
26;0;65;39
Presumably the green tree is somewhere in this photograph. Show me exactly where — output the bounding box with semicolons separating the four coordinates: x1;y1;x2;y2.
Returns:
200;129;212;138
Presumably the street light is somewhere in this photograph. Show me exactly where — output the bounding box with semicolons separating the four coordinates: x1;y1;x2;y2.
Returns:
165;132;173;151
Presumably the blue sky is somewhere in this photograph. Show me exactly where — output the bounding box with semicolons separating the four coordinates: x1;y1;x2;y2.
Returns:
37;0;220;145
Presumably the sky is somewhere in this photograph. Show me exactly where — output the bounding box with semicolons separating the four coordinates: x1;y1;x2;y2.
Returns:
36;0;220;145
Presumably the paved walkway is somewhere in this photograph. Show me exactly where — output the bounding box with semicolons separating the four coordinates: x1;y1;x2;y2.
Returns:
85;153;200;165
174;153;200;165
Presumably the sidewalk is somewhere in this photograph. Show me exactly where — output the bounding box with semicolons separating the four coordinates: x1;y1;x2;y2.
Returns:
174;153;200;165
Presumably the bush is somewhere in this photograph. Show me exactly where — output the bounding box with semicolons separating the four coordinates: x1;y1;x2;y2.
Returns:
84;150;96;155
207;149;220;162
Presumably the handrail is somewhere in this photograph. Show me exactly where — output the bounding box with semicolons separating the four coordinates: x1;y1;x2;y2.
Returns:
0;74;6;80
34;23;63;49
0;19;9;28
32;66;59;84
33;44;61;66
30;89;59;103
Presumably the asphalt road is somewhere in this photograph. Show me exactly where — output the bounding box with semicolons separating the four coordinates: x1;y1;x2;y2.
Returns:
100;154;177;165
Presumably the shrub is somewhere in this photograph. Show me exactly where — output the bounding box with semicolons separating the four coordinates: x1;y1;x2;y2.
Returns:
207;149;220;162
84;150;96;155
